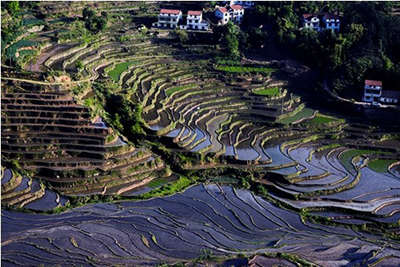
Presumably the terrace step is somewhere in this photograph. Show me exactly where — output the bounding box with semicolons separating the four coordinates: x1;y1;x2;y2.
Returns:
2;82;166;195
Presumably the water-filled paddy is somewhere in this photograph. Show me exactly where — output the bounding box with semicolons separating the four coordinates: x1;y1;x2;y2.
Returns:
2;184;399;266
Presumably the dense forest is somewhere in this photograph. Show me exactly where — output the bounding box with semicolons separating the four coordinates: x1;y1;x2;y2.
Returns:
213;1;400;98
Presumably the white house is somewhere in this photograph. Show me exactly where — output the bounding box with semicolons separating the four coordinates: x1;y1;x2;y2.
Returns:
152;9;182;29
363;80;383;103
215;4;244;25
227;1;255;8
380;90;400;104
302;14;321;31
322;14;340;32
180;10;209;31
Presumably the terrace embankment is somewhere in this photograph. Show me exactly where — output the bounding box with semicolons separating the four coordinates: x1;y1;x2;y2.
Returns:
3;26;400;225
2;2;400;266
1;81;171;205
2;184;399;266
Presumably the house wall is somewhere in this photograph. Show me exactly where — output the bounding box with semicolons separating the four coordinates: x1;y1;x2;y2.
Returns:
215;9;225;19
153;12;182;29
323;17;340;32
363;85;382;102
380;97;398;103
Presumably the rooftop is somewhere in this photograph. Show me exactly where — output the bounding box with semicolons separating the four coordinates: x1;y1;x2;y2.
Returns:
365;80;383;86
302;14;317;19
160;9;181;15
218;7;228;13
324;14;340;19
231;5;243;10
188;10;202;16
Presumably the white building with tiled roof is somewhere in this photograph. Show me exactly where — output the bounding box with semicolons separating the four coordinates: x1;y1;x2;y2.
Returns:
380;90;400;104
302;14;321;31
152;9;182;29
363;80;383;103
227;1;255;8
322;14;340;32
301;13;341;33
215;4;244;25
180;10;209;30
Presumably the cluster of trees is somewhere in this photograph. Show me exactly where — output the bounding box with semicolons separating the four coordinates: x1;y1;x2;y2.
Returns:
3;1;20;16
213;21;268;61
208;2;399;97
94;82;145;140
244;2;400;97
82;7;107;34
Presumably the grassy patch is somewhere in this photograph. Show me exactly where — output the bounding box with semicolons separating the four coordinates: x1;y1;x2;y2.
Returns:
279;107;315;124
215;65;275;74
147;178;167;188
108;62;137;81
21;19;46;27
140;176;193;199
253;87;280;96
339;149;389;172
165;84;196;97
368;159;398;173
141;235;150;248
307;114;337;125
70;238;79;248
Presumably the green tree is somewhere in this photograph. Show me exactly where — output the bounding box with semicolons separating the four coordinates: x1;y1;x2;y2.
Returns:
83;8;107;34
76;60;84;71
256;185;268;197
112;113;124;132
83;7;95;20
176;30;188;44
100;11;108;19
221;22;241;60
139;3;148;13
248;27;268;48
5;1;20;16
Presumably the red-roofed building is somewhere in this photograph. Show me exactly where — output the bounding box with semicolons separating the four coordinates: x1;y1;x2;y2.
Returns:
229;1;255;9
301;13;341;33
363;80;383;103
301;14;321;31
180;10;210;31
160;9;181;15
363;80;399;104
152;9;182;29
365;80;383;87
231;5;242;10
215;4;244;25
188;10;202;16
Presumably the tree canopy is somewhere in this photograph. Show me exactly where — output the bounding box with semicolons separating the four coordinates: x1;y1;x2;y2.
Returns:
82;7;107;34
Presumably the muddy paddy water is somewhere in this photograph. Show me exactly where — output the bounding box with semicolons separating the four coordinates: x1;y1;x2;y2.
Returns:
2;184;399;266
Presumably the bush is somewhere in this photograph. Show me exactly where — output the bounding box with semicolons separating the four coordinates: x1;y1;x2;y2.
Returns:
176;30;188;44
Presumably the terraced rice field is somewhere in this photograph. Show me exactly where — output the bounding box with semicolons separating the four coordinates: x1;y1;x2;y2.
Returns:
3;184;399;266
2;3;400;265
1;82;170;198
3;28;400;222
